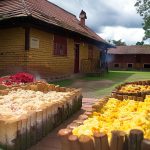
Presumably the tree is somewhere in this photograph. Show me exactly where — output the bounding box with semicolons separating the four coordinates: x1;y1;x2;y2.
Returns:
135;0;150;39
112;39;126;46
136;41;144;45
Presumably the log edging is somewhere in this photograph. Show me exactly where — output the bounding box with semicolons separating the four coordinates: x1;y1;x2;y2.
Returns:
112;80;150;101
58;94;150;150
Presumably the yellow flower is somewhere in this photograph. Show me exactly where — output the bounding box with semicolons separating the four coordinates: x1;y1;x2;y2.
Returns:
73;98;150;139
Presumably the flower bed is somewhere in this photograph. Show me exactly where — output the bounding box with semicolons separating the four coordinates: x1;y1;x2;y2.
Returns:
0;72;34;89
58;81;150;150
112;80;150;101
0;81;82;150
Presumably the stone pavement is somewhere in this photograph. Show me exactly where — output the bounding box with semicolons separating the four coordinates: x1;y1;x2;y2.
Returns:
28;98;98;150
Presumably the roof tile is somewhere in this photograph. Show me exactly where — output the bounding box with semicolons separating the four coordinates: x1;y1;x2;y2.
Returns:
108;45;150;54
0;0;106;43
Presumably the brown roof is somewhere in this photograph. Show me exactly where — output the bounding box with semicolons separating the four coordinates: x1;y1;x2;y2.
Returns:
108;45;150;54
0;0;106;43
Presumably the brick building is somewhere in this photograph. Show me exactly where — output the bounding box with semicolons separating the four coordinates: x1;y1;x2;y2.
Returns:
0;0;111;79
108;45;150;70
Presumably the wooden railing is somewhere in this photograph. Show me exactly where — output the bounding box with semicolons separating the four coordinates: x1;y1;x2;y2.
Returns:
80;59;100;73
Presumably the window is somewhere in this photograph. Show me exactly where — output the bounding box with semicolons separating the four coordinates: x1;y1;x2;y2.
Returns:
114;64;119;68
128;64;133;68
54;35;67;56
144;64;150;69
88;45;93;59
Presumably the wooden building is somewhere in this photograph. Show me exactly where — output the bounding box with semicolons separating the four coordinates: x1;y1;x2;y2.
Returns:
0;0;111;80
108;45;150;70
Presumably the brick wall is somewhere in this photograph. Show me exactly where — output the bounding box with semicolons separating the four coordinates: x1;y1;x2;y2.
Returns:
108;54;150;70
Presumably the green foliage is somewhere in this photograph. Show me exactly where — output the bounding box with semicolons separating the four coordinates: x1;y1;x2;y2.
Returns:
112;39;126;46
136;41;144;45
50;79;73;87
135;0;150;39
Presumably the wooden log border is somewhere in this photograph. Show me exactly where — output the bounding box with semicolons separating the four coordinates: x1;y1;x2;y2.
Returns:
0;81;83;149
58;95;150;150
111;80;150;100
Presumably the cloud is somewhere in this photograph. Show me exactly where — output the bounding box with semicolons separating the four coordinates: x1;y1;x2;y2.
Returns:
98;26;145;45
49;0;143;30
49;0;144;44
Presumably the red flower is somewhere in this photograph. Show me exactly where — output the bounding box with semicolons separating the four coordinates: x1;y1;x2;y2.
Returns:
0;72;35;86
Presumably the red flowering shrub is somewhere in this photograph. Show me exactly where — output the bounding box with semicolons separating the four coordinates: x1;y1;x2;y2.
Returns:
0;72;34;86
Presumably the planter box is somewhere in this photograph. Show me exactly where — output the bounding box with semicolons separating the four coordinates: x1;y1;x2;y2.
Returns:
112;80;150;101
0;81;82;150
58;96;150;150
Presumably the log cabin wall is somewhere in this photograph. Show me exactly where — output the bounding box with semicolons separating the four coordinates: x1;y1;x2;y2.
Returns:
0;27;101;78
0;27;27;76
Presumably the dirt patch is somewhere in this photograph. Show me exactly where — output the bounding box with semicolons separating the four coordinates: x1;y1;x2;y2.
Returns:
69;79;114;98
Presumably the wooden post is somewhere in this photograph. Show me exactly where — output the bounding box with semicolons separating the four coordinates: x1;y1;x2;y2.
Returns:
128;96;133;100
117;95;123;100
16;120;22;150
129;129;143;150
132;96;137;101
73;119;84;126
68;135;81;150
67;123;79;131
0;121;7;149
21;117;27;150
93;132;109;150
137;97;144;102
123;95;128;100
6;121;18;150
111;92;117;99
36;110;43;141
110;130;126;150
30;112;37;145
141;139;150;150
78;115;88;120
84;111;93;117
42;107;47;137
46;105;53;133
79;135;95;150
26;117;31;148
58;129;72;150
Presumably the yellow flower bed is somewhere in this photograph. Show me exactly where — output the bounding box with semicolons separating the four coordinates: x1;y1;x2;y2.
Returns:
119;84;150;93
73;97;150;139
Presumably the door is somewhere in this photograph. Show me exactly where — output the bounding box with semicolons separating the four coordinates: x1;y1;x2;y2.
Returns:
74;44;80;73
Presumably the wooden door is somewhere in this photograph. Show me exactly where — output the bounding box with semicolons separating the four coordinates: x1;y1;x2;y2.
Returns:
74;44;80;73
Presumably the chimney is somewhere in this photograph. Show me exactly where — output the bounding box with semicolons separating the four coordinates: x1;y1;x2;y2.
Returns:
79;10;87;26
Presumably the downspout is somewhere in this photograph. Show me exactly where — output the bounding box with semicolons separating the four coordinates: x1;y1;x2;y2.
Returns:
105;48;108;72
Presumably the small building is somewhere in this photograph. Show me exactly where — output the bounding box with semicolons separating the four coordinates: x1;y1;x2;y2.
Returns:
108;45;150;70
0;0;111;80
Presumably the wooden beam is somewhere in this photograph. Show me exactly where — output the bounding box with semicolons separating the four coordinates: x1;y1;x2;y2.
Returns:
25;27;30;51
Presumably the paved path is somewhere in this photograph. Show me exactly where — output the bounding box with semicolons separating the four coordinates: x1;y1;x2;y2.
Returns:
28;98;98;150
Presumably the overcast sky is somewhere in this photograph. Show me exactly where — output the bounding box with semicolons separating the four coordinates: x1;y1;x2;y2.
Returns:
49;0;145;45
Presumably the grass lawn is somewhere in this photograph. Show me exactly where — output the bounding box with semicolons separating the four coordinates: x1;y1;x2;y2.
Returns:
50;71;150;98
94;70;150;97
